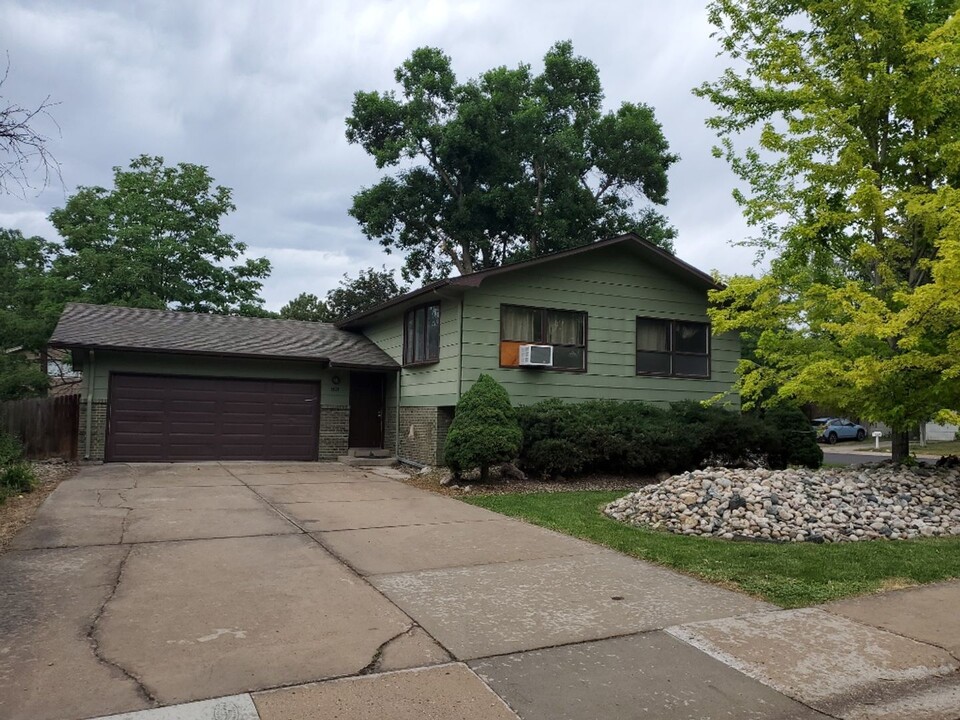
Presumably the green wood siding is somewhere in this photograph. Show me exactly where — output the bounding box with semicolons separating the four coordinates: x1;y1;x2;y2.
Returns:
361;297;462;407
85;350;347;405
459;245;739;407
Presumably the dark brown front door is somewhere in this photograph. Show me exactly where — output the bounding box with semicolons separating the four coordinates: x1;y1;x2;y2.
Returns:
106;374;320;462
349;372;384;448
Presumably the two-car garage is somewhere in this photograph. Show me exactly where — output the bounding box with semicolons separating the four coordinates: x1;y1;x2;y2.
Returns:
50;303;399;463
105;374;321;462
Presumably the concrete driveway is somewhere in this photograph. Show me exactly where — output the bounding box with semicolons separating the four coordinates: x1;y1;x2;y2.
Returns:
2;462;958;720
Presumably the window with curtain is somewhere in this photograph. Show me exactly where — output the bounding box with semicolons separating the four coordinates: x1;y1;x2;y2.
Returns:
403;302;441;365
501;305;587;370
636;317;710;378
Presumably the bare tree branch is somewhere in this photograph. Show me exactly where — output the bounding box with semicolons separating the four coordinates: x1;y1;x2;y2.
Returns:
0;52;62;196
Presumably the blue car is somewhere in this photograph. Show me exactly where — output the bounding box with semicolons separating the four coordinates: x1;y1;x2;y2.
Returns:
812;417;867;444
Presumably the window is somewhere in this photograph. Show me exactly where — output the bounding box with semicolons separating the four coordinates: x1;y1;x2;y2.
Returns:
501;305;587;371
403;302;441;365
636;317;710;378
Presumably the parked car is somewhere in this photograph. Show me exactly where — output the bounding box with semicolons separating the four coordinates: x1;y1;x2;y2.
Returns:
811;417;867;444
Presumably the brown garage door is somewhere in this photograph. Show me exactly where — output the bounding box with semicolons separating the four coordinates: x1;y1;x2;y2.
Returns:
106;374;320;462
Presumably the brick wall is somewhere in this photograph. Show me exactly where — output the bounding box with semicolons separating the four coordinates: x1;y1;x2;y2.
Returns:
384;401;398;454
397;406;441;466
436;406;455;466
318;405;349;460
78;400;108;461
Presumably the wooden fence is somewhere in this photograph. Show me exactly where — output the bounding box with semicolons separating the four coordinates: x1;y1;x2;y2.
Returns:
0;394;80;460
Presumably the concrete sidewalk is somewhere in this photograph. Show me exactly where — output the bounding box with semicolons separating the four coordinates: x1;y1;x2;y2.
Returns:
2;462;958;720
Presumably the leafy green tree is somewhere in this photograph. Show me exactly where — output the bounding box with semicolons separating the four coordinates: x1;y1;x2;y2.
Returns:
697;0;960;461
325;266;407;320
280;292;329;322
50;155;271;314
444;374;522;481
0;228;66;351
347;41;678;282
279;267;406;322
0;228;69;399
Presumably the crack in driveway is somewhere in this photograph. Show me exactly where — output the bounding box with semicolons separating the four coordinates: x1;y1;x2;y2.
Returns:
86;545;159;708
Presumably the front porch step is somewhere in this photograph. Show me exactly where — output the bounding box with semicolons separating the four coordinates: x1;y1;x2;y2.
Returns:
338;455;397;467
347;447;393;458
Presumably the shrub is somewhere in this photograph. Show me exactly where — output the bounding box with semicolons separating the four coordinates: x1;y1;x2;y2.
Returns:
757;405;823;469
0;432;36;503
516;399;822;478
0;431;23;467
444;374;523;480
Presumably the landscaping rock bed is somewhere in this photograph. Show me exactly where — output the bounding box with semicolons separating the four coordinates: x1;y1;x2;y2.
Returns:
604;464;960;542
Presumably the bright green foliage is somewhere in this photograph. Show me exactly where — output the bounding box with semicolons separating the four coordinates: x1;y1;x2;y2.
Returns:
696;1;960;459
50;155;271;315
443;374;522;480
346;42;678;282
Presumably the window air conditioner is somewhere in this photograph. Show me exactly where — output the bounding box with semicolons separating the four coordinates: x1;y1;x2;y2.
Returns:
519;344;553;367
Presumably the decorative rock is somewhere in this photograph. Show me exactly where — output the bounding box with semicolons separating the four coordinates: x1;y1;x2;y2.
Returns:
603;465;960;544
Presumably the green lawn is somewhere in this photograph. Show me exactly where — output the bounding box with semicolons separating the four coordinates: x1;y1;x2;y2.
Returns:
465;491;960;608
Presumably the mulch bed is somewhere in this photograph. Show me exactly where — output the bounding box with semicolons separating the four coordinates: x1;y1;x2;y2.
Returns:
0;460;78;554
398;466;652;497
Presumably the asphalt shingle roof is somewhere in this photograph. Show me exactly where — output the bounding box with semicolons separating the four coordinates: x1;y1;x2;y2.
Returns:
49;303;398;369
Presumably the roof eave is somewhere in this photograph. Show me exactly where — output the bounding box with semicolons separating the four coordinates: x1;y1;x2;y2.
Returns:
46;340;341;367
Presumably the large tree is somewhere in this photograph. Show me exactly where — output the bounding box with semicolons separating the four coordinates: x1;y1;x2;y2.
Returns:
324;266;407;320
0;228;63;398
279;266;407;322
346;41;678;282
698;0;960;460
50;155;271;314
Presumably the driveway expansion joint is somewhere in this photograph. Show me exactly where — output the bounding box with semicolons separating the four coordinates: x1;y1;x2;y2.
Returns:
87;545;160;708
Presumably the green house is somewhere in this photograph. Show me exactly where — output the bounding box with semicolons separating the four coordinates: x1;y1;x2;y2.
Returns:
50;234;739;464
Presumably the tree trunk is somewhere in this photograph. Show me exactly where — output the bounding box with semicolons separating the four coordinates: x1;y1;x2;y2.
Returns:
891;430;910;463
479;464;489;483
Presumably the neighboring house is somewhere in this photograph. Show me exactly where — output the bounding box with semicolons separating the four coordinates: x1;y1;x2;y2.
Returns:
49;233;739;464
4;345;82;396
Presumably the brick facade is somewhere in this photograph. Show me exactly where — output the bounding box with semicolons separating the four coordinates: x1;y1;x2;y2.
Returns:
436;406;455;466
78;400;108;461
318;405;349;460
384;402;398;454
396;405;456;466
397;406;439;466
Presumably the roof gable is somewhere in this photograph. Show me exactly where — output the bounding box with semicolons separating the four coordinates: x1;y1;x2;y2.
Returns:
337;233;721;328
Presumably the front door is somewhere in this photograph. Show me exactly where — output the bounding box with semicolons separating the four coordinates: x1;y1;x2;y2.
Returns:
348;372;384;448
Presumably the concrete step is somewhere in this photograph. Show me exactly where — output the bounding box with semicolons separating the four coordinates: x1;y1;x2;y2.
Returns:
347;447;392;458
338;455;397;467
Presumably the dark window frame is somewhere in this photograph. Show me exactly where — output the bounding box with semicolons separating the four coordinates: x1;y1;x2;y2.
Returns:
402;302;441;366
635;316;711;379
499;304;588;373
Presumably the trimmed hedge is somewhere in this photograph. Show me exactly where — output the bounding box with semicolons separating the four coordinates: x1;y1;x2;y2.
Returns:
515;399;822;478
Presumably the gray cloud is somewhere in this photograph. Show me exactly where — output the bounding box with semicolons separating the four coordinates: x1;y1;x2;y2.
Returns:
0;0;758;309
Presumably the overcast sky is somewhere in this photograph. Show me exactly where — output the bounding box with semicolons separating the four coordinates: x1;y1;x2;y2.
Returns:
0;0;761;310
